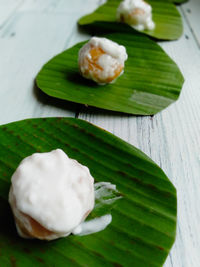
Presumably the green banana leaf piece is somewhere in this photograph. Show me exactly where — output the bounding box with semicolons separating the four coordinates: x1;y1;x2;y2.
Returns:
78;0;183;40
0;117;176;266
36;32;184;115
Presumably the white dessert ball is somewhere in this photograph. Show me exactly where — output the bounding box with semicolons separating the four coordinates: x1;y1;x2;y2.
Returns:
78;37;128;84
9;149;95;240
117;0;155;31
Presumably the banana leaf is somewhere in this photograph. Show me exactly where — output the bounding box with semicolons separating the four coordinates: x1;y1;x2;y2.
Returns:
36;32;184;115
78;0;183;40
0;117;176;266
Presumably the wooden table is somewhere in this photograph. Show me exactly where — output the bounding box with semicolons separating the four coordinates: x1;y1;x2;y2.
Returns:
0;0;199;266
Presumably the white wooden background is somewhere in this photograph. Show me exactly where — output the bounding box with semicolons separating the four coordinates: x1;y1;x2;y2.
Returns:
0;0;199;266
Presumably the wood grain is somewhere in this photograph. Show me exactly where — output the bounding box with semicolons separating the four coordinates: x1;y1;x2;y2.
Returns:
0;0;199;266
78;3;200;267
0;0;23;28
181;0;200;47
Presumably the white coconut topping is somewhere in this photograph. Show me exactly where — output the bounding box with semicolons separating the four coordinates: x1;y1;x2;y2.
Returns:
9;149;95;239
72;214;112;236
117;0;155;31
78;37;128;84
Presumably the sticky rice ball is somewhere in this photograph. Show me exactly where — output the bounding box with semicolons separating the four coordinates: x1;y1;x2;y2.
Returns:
117;0;155;31
9;149;95;240
78;37;128;84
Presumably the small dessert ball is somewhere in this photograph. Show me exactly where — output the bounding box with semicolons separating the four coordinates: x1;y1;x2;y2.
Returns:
117;0;155;31
9;149;95;240
78;37;128;84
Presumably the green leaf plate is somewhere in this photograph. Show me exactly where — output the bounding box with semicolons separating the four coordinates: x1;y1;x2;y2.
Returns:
36;32;184;115
78;0;183;40
0;117;176;266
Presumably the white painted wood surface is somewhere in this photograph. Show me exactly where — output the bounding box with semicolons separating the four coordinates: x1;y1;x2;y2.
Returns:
0;0;199;266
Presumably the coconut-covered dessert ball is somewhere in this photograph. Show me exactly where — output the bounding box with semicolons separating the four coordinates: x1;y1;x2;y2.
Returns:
117;0;155;31
78;37;128;84
9;149;95;240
